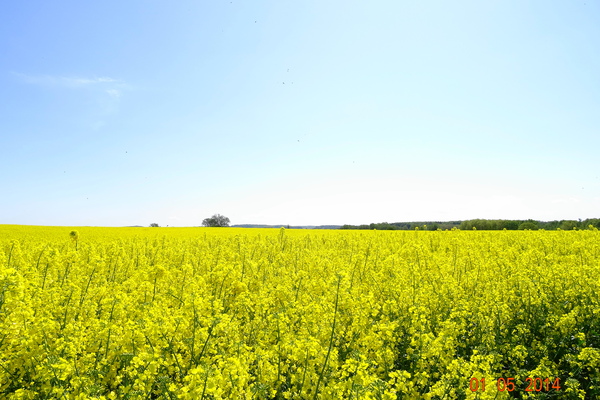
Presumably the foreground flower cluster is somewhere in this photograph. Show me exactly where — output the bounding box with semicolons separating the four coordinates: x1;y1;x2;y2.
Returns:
0;225;599;399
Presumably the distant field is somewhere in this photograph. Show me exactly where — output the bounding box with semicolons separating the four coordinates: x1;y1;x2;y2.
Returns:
1;225;599;399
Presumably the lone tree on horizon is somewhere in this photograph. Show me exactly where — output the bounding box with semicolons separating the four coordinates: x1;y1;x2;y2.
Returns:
202;214;230;227
149;223;159;227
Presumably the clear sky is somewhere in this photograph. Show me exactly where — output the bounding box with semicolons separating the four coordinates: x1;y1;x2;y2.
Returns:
1;1;599;227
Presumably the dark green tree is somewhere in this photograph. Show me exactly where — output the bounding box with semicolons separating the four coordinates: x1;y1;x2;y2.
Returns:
558;220;578;230
202;214;230;227
518;221;539;230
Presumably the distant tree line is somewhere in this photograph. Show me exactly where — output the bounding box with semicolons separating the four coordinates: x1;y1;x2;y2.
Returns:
458;218;600;230
340;221;461;231
340;219;600;231
232;224;340;229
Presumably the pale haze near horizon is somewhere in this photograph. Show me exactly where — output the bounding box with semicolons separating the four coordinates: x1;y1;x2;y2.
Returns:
1;1;599;227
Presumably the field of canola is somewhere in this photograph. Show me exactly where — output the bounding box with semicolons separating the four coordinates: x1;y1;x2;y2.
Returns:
0;225;599;399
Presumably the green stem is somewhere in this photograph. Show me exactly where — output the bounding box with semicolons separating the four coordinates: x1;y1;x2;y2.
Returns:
6;242;15;268
313;276;341;400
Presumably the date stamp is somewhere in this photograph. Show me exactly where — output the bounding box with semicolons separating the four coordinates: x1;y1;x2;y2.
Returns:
469;377;561;392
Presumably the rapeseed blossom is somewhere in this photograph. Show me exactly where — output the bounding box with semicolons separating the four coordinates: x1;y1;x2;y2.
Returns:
0;225;598;398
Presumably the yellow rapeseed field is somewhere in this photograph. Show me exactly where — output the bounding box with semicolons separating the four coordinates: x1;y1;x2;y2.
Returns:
0;225;599;399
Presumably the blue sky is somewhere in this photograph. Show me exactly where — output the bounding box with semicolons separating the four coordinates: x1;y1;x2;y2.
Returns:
1;1;599;227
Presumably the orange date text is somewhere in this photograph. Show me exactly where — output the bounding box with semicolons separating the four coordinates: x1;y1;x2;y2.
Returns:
469;377;561;392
